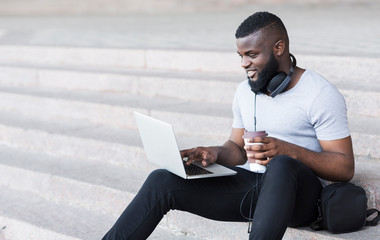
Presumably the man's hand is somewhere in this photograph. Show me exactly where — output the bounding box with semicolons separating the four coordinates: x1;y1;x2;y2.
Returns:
180;147;220;167
244;135;355;182
244;136;295;165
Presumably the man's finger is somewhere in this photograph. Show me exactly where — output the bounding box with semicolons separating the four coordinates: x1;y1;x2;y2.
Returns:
180;148;197;158
256;136;272;144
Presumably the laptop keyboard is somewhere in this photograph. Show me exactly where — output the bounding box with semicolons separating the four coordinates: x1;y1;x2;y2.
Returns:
183;161;213;176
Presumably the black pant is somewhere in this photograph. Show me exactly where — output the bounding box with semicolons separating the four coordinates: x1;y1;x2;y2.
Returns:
102;155;323;240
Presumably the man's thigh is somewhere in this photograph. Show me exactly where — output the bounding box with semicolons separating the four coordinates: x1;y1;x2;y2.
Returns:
159;166;257;222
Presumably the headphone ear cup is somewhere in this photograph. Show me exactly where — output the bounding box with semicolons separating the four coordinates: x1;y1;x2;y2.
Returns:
267;72;287;94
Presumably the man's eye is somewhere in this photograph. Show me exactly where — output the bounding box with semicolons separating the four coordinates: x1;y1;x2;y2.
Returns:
249;54;257;58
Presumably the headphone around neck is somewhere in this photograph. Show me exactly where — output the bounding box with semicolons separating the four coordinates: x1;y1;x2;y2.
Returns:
250;53;297;98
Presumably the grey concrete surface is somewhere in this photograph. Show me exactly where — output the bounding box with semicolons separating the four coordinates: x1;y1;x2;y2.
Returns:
0;1;379;239
0;3;379;57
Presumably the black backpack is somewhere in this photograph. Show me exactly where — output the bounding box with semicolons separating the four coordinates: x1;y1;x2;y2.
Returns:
310;182;380;234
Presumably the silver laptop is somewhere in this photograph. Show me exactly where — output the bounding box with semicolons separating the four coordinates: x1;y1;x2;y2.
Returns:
134;112;237;179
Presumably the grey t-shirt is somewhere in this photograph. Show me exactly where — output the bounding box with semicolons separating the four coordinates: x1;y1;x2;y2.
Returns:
232;69;350;170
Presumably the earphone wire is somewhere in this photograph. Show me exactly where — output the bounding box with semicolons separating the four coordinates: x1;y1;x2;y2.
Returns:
248;173;258;233
243;55;297;234
239;173;263;233
254;93;257;132
240;90;260;234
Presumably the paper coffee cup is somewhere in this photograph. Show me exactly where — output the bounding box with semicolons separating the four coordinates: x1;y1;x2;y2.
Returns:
242;130;268;173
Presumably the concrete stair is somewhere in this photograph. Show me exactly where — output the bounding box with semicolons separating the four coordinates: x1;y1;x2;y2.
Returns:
0;45;379;239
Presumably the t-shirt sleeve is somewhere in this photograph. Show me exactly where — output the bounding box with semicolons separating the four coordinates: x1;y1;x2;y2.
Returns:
308;84;350;141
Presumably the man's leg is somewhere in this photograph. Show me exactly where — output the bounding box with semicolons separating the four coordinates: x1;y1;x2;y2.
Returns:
249;155;323;240
102;167;257;240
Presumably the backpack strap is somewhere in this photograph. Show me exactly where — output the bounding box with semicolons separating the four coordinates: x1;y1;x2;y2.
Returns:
310;217;324;231
310;199;324;231
365;209;380;226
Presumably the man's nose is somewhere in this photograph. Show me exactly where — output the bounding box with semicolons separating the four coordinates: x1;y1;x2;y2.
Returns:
241;56;251;69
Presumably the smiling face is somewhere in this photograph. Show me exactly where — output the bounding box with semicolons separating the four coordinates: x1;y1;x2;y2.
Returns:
236;31;279;94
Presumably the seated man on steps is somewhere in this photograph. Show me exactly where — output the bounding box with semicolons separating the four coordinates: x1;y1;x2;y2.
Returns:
102;11;354;240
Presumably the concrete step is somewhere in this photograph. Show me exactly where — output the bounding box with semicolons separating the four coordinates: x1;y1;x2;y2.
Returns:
0;185;117;240
0;63;241;104
0;46;379;239
0;216;80;240
0;45;379;80
0;0;257;15
0;187;197;240
0;87;379;157
0;86;233;140
0;3;379;57
0;108;222;164
1;62;380;105
0;47;379;121
283;225;380;240
0;142;378;240
0;144;380;240
353;159;380;209
0;79;378;127
350;116;380;158
2;137;374;216
0;103;379;163
0;110;378;207
0;163;134;217
0;146;202;240
166;210;380;240
0;144;150;196
7;108;380;203
0;57;379;119
0;121;146;169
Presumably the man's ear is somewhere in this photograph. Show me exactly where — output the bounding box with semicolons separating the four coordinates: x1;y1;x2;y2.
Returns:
273;40;285;56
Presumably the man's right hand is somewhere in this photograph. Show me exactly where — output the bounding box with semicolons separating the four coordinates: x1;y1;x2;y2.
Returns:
180;146;220;167
180;128;248;167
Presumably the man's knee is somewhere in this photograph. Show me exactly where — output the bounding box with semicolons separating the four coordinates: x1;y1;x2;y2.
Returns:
262;155;308;186
142;169;181;193
145;169;172;185
146;169;172;182
266;155;300;173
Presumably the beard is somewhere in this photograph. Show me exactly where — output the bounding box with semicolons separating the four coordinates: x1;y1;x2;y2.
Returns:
248;53;279;94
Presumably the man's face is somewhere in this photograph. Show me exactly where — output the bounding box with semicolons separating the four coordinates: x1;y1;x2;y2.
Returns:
236;32;279;93
250;53;279;93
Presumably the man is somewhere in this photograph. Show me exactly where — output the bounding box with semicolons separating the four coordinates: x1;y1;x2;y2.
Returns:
103;12;354;239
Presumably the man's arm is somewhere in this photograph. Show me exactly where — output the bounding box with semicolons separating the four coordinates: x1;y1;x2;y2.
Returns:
246;136;355;182
180;128;247;167
216;128;247;166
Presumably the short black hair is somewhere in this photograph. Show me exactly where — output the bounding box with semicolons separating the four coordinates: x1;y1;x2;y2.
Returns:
235;12;287;39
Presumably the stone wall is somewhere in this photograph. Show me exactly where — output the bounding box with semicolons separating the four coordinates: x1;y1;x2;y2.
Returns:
0;0;375;15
